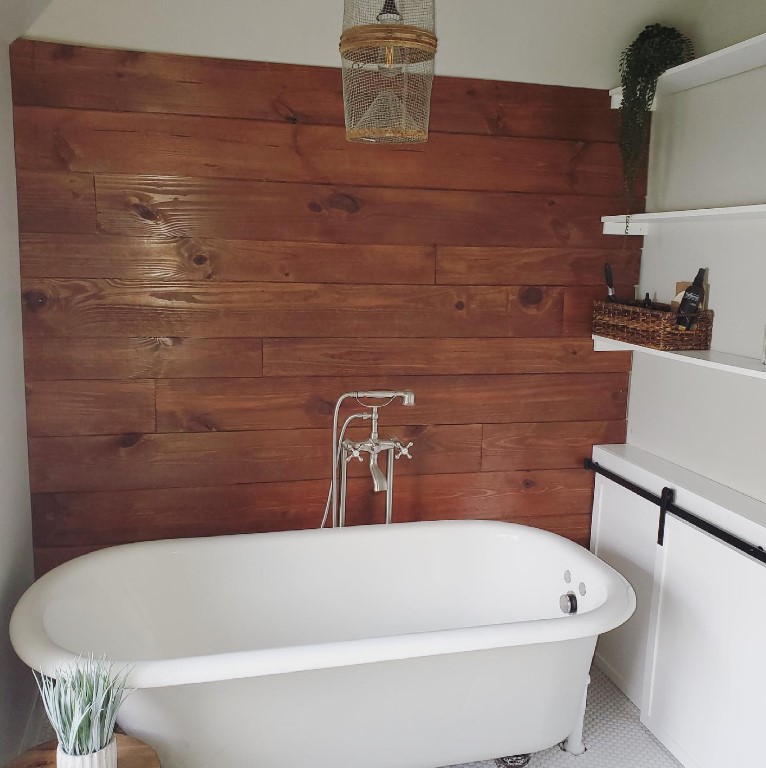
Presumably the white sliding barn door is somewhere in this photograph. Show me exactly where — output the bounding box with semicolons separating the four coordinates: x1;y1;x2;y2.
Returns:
642;515;766;768
591;474;659;706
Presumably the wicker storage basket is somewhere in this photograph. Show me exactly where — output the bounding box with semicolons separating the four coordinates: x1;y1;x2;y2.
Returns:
592;300;713;351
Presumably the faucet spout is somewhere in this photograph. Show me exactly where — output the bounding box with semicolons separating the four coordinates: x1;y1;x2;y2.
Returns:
369;451;388;492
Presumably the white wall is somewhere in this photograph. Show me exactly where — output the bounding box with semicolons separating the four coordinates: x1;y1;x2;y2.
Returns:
0;44;34;764
628;61;766;503
694;0;766;56
0;0;51;759
24;0;706;90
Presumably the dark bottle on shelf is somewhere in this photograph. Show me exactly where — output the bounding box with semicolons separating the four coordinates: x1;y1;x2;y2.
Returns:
676;268;706;330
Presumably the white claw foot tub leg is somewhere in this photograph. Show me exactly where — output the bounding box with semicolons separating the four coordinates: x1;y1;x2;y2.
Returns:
562;674;590;755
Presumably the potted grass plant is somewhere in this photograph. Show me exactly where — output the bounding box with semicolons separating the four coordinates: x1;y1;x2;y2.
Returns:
35;656;131;768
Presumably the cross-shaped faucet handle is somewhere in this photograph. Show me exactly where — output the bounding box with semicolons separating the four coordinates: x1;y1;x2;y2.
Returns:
346;445;364;462
395;441;413;459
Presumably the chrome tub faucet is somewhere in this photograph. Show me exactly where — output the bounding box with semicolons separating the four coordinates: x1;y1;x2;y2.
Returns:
322;390;415;528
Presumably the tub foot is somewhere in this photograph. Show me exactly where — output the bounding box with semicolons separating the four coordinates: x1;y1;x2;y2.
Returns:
561;673;590;756
495;756;530;767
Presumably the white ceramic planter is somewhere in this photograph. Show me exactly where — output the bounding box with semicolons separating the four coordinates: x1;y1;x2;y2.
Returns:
56;738;117;768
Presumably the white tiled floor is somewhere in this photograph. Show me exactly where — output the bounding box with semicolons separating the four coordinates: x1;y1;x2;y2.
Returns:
449;666;682;768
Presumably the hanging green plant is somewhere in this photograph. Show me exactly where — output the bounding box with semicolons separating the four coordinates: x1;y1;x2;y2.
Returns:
619;24;694;213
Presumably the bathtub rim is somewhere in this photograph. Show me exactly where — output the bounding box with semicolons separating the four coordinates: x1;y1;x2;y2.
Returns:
10;520;636;688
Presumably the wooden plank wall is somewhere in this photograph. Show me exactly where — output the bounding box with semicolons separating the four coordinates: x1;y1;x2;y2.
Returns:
11;40;637;575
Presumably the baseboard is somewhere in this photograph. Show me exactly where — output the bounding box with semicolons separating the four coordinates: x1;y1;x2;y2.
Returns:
593;651;643;708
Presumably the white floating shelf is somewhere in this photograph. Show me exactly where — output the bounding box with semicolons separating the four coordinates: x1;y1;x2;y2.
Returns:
601;203;766;235
592;335;766;380
609;88;654;110
609;31;766;109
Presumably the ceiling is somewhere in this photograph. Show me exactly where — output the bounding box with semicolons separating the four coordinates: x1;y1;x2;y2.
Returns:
3;0;765;89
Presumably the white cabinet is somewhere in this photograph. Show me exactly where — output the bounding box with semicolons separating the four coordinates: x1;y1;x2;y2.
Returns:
591;468;658;706
590;444;766;768
643;515;766;768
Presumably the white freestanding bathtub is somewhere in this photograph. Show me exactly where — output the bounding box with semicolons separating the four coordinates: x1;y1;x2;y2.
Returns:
11;520;634;768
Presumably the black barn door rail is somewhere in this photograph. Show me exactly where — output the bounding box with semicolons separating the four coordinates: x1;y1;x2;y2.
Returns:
585;458;766;566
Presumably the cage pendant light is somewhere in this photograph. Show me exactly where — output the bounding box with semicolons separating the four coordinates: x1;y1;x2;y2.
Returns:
340;0;437;143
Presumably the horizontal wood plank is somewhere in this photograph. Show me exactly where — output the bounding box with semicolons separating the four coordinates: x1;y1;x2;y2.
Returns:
15;106;624;196
155;374;628;432
431;76;618;143
16;170;96;234
436;246;640;286
31;468;592;547
9;42;349;129
481;420;627;471
19;234;436;284
94;174;623;248
374;485;592;528
262;338;631;376
10;40;618;143
25;380;155;436
28;424;481;493
24;336;263;380
20;280;562;338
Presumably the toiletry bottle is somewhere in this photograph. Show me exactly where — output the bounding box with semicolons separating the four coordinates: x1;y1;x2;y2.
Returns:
604;263;616;303
676;268;706;330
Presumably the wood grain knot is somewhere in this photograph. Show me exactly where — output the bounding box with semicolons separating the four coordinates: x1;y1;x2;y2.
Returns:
522;478;536;489
193;416;218;431
307;202;322;213
552;219;570;241
156;337;182;348
52;131;77;168
192;253;209;266
131;202;160;221
327;193;360;214
53;45;75;60
519;287;543;307
454;300;465;311
23;290;48;312
314;398;334;417
118;432;143;448
486;113;505;135
272;100;299;124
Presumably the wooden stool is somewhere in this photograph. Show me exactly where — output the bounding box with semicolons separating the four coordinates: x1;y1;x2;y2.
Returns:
4;735;160;768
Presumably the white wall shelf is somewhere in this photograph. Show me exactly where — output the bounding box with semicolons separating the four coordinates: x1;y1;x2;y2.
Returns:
609;31;766;109
601;203;766;235
592;334;766;380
